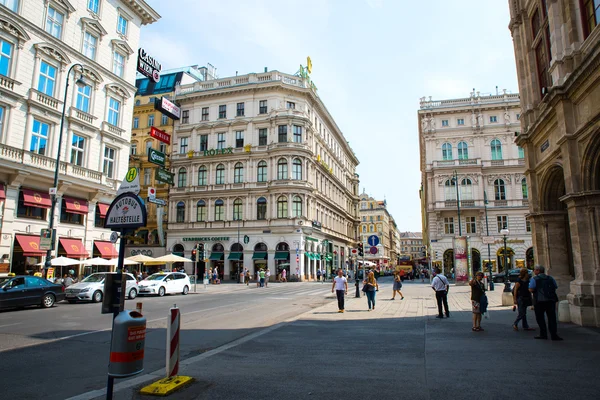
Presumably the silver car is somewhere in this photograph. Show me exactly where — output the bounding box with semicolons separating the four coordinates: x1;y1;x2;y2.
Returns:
65;272;138;303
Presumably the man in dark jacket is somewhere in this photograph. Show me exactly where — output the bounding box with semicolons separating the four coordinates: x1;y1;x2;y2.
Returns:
529;265;563;341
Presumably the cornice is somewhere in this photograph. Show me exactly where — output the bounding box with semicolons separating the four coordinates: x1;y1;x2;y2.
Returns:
120;0;161;25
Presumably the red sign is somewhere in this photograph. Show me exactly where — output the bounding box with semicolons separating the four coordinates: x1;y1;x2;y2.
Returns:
150;127;170;144
351;249;357;254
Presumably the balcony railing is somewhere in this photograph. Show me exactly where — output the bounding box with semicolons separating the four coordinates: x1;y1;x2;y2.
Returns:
69;107;96;126
0;75;19;91
101;121;125;138
433;159;481;168
29;89;61;111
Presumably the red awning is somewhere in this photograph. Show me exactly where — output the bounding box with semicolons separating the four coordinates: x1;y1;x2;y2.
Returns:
94;241;118;258
0;184;5;200
22;189;51;208
15;235;45;257
97;203;110;218
59;238;89;258
64;197;89;215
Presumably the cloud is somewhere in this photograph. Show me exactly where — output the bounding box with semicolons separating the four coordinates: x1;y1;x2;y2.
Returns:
366;0;384;8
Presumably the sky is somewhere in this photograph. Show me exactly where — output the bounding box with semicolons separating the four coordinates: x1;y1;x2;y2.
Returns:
141;0;518;232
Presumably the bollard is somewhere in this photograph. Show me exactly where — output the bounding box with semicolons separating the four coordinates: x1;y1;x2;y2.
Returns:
166;305;180;377
136;302;143;315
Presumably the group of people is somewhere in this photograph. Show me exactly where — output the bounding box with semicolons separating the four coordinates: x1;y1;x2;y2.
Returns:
332;269;392;313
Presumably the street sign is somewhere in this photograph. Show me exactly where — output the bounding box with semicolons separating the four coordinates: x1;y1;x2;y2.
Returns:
155;168;174;185
117;167;141;196
49;187;57;195
243;235;250;244
148;187;156;201
150;127;170;144
148;198;166;206
482;236;495;245
148;148;166;166
370;246;378;255
110;231;119;243
40;229;52;251
367;235;380;246
351;248;357;254
104;193;147;230
430;239;438;243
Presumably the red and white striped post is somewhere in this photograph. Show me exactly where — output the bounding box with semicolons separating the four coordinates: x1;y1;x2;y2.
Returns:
166;305;180;377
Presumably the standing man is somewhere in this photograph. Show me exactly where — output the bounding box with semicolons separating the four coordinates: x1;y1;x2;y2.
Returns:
432;267;450;318
529;265;563;341
331;269;348;313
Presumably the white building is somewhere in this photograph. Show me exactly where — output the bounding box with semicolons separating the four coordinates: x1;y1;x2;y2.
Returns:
418;91;533;275
169;68;360;281
0;0;159;275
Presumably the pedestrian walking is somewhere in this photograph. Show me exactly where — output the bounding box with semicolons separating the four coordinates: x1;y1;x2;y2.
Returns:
63;274;73;287
469;271;487;331
331;269;348;313
317;268;322;282
512;268;535;332
432;267;450;318
280;268;287;282
265;269;270;287
259;269;266;287
391;271;404;300
256;270;260;287
529;265;562;341
245;269;250;286
362;271;379;311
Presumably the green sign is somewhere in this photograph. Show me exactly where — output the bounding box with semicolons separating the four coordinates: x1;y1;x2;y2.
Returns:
243;235;250;244
155;168;174;185
148;148;166;166
183;237;230;242
203;148;233;156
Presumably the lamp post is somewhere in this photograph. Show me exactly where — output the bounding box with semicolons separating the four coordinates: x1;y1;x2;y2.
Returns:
235;215;241;282
483;191;494;291
44;64;85;275
452;170;462;236
500;228;511;292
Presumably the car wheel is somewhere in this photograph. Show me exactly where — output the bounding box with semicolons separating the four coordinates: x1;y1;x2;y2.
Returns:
92;290;103;303
128;288;137;300
68;300;77;304
182;285;189;295
41;294;55;308
158;286;166;297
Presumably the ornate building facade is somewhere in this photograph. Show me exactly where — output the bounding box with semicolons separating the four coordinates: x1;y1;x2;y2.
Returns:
358;192;397;267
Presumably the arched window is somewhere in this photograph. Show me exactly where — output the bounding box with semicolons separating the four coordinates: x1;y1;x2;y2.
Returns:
491;139;503;160
277;195;288;218
215;164;225;185
198;165;207;186
233;198;243;220
442;143;453;160
362;225;366;233
214;199;224;221
145;139;153;155
460;178;473;200
277;158;288;180
196;200;206;222
292;195;302;217
444;179;457;201
234;162;244;183
494;179;506;200
257;197;267;220
176;201;185;223
292;158;302;180
178;167;187;187
518;146;525;159
257;161;267;182
370;225;374;232
521;177;528;199
457;141;468;160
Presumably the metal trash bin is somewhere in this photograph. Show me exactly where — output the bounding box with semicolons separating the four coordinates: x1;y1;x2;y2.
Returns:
108;310;146;377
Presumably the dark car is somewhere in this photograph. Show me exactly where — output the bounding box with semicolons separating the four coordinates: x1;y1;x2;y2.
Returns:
0;275;66;310
493;269;532;283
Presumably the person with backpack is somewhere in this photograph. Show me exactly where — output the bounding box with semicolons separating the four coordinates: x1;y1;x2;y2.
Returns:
529;265;563;341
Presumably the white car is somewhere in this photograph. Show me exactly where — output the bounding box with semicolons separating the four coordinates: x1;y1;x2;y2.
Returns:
138;272;190;296
65;272;138;303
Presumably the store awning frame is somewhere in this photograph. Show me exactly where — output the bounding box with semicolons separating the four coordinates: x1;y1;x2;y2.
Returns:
63;197;89;215
228;252;243;260
94;241;118;258
97;203;110;218
15;234;45;257
306;252;314;260
22;189;51;208
252;251;267;260
274;251;289;260
209;252;224;260
59;238;89;258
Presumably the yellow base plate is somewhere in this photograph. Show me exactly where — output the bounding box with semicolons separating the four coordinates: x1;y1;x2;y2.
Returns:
139;376;194;396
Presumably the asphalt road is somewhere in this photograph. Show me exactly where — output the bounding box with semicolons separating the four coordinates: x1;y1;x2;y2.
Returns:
0;281;337;400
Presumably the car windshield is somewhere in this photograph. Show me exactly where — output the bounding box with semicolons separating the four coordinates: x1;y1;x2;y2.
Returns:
82;274;105;283
146;274;166;281
0;277;11;287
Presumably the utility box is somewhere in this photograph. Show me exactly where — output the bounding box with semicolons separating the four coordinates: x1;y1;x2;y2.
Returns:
108;310;146;377
102;272;126;314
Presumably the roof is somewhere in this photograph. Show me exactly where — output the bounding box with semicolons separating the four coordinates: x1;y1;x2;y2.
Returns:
400;232;423;239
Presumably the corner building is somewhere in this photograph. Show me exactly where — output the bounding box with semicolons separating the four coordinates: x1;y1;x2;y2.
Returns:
169;69;360;281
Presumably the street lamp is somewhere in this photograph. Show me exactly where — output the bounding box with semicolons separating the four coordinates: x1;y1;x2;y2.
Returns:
500;228;511;292
44;64;85;275
483;191;494;291
452;170;462;236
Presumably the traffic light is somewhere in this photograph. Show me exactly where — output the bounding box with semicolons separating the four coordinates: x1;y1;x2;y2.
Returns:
191;248;197;261
358;243;364;257
199;243;205;260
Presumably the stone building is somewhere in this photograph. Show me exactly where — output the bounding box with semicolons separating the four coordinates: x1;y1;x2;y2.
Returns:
358;192;396;267
508;0;600;326
399;231;424;261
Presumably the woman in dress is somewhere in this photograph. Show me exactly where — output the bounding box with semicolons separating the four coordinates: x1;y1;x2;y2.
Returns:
512;268;535;331
363;271;379;311
469;271;486;331
391;271;404;300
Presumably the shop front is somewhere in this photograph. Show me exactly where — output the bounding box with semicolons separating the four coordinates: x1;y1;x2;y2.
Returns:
228;243;243;281
91;240;119;274
57;238;89;278
275;242;290;280
11;234;45;275
252;242;268;276
209;243;224;280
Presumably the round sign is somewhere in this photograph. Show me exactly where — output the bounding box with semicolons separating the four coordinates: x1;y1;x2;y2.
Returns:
110;231;119;243
149;188;156;195
370;246;378;255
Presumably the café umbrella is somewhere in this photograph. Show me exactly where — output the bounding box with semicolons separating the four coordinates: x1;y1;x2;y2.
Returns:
36;256;82;267
126;254;156;263
81;257;113;266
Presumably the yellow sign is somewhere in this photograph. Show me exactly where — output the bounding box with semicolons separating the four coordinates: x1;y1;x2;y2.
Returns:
125;167;138;182
187;150;194;158
307;56;312;74
244;144;252;153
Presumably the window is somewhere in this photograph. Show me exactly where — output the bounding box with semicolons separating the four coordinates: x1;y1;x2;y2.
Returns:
466;216;476;234
83;32;98;59
179;137;188;154
0;39;13;76
16;190;47;220
497;215;508;232
88;0;99;13
235;131;244;148
0;0;18;12
30;119;49;155
457;141;468;160
442;143;453;160
218;105;226;119
199;135;208;151
103;146;115;178
135;99;140;106
130;143;137;155
38;61;57;96
45;6;63;39
444;179;456;201
60;199;84;225
217;133;226;149
257;161;267;182
292;158;302;180
145;140;152;155
516;113;521;120
73;84;92;114
457;118;465;125
215;164;225;185
176;201;185;223
582;0;600;38
494;179;506;200
522;177;528;199
444;217;454;234
236;102;244;117
201;107;209;121
259;128;267;146
148;114;154;127
132;117;139;129
460;178;473;200
286;101;295;109
214;199;224;221
257;197;267;220
491;139;503;160
277;158;287;180
532;5;551;96
144;168;151;185
259;100;267;114
198;166;207;186
112;51;125;77
278;125;287;143
293;125;302;143
161;114;168;125
196;200;206;222
518;146;525;159
441;119;449;127
277;196;288;218
181;110;189;124
234;162;244;183
292;196;302;217
233;199;243;220
108;97;121;126
526;220;532;233
70;134;85;166
117;15;128;36
159;142;166;153
490;116;497;123
178;167;187;187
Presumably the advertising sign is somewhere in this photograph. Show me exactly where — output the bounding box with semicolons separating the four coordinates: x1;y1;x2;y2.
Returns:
104;193;147;230
155;168;174;185
155;97;181;120
117;167;141;196
137;48;161;83
148;148;166;166
40;228;52;251
150;127;170;145
453;236;469;284
148;187;156;201
46;267;55;281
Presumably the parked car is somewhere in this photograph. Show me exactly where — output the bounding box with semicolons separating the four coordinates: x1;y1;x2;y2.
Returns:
65;272;138;303
138;272;190;296
0;274;65;309
492;268;532;283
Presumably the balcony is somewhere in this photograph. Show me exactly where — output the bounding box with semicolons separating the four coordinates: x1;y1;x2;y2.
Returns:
0;74;20;92
433;159;481;168
101;121;126;140
28;89;61;113
69;107;97;127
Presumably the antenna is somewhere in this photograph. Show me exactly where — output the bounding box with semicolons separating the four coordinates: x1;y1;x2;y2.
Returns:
496;86;499;95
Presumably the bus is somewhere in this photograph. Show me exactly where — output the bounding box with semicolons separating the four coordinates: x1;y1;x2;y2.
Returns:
397;255;413;272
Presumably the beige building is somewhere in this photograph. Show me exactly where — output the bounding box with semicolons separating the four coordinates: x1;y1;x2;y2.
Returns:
509;0;600;326
358;192;396;267
399;231;424;261
419;91;532;276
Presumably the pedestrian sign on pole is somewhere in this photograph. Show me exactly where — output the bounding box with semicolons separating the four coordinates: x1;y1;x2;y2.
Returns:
117;167;141;195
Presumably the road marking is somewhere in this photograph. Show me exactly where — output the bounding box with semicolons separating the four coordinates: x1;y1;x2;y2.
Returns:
0;322;22;329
